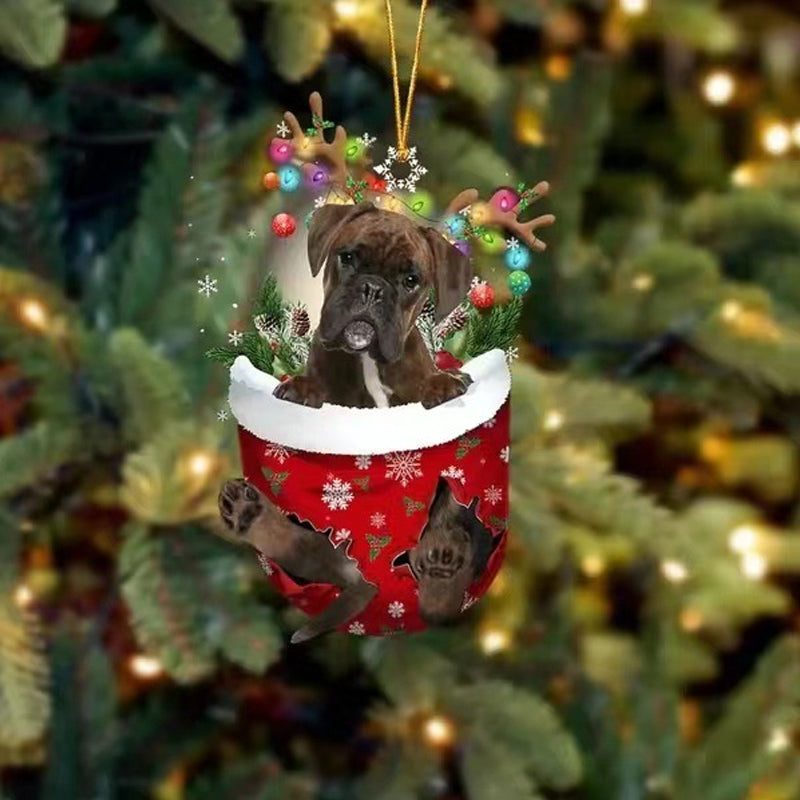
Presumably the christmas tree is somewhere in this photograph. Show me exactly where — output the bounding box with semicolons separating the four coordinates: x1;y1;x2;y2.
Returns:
2;1;800;799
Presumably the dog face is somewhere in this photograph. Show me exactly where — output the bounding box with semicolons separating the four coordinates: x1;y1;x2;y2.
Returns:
307;202;473;363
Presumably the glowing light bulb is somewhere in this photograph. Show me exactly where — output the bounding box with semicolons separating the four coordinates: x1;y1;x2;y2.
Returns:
18;298;49;331
702;71;735;106
661;560;689;583
423;715;456;747
619;0;649;16
729;524;758;554
762;123;791;156
721;301;742;321
741;552;767;581
187;450;215;478
14;584;34;608
129;654;163;679
480;628;511;655
543;410;565;431
581;555;606;577
632;273;654;292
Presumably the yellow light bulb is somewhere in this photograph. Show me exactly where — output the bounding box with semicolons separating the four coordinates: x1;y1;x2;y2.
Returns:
129;654;163;679
619;0;649;16
480;628;511;655
741;552;767;581
702;71;735;106
18;298;49;332
762;122;791;156
661;560;689;583
543;410;565;431
422;715;456;747
729;524;758;554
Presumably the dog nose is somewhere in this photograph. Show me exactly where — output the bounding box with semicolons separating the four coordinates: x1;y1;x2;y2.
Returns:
359;277;384;305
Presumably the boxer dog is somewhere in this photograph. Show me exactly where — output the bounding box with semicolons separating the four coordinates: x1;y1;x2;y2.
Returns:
219;201;490;643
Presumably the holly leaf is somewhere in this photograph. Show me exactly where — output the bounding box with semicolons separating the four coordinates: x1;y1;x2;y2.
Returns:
0;0;66;69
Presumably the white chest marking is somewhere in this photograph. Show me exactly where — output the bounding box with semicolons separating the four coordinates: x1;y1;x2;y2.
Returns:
360;355;391;408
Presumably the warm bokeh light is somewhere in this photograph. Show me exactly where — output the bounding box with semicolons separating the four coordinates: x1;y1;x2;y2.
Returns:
14;584;34;609
543;410;565;431
661;560;689;583
741;552;767;581
581;554;606;577
480;628;512;655
731;162;758;187
702;70;735;106
129;654;164;679
619;0;649;16
766;727;790;753
18;298;49;331
187;450;216;478
680;608;704;633
761;122;791;156
422;715;456;746
721;301;742;321
792;121;800;148
332;0;363;20
729;524;758;554
632;273;654;292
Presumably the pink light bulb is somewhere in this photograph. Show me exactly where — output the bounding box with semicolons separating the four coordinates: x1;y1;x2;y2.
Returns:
268;137;294;165
489;187;520;213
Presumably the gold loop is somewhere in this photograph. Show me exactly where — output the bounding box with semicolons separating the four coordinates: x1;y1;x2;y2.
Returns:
384;0;429;156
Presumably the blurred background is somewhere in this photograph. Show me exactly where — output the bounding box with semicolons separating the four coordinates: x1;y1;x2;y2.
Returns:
1;0;800;798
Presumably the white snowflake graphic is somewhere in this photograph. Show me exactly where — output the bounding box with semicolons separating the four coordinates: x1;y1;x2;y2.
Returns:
505;346;519;363
313;195;327;209
264;443;292;464
331;529;351;548
277;120;291;137
385;450;423;487
484;485;503;505
482;416;497;429
248;228;257;238
216;408;229;421
500;446;510;463
441;465;466;485
197;275;218;297
505;236;520;250
370;512;386;529
256;552;274;576
355;455;372;470
359;132;377;149
373;146;427;193
461;593;478;611
348;621;366;635
388;601;405;619
321;475;354;510
470;276;487;289
228;330;244;345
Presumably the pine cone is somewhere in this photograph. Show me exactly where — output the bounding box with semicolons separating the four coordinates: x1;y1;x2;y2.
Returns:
435;304;469;339
288;304;311;337
254;313;283;339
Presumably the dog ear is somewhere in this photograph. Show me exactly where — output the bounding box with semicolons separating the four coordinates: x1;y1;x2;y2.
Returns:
422;227;474;321
307;202;374;277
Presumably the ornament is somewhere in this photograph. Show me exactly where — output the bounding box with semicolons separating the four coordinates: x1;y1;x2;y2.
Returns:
489;186;520;213
407;190;435;216
373;146;428;193
504;245;531;271
345;136;366;162
278;165;302;192
268;137;294;164
443;214;467;238
469;283;495;309
477;229;506;254
508;270;531;296
454;240;471;257
302;162;329;189
435;350;463;371
262;171;280;190
365;172;387;193
272;212;297;238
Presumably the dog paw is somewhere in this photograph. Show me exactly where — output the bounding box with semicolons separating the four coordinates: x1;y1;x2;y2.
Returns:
420;371;473;409
219;479;266;538
273;376;326;408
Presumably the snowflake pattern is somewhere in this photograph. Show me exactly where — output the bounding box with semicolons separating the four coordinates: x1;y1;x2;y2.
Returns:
505;236;520;250
359;132;377;149
482;416;497;429
441;465;466;485
228;330;244;345
277;120;291;137
348;621;366;635
385;450;423;487
355;455;372;471
370;512;386;529
461;593;478;611
500;446;510;463
484;485;503;505
505;347;519;363
388;601;405;619
264;443;292;464
197;275;218;297
256;552;274;576
248;228;257;238
216;408;229;421
321;474;354;510
313;195;327;209
373;146;427;193
331;529;351;548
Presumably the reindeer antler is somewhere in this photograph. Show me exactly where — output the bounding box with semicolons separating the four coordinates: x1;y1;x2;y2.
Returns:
445;181;556;252
283;92;349;186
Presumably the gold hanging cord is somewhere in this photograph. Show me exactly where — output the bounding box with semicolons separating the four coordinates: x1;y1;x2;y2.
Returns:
384;0;430;162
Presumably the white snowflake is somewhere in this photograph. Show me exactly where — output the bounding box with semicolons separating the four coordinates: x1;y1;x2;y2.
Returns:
264;443;292;464
277;120;291;137
256;552;274;576
197;275;218;297
484;485;503;505
228;330;244;346
388;601;405;619
441;465;466;485
470;276;487;289
500;446;510;463
321;475;354;510
373;146;427;193
355;455;372;470
461;593;477;611
313;195;327;209
331;529;351;547
370;512;386;529
248;228;257;238
216;408;229;421
348;621;366;635
359;132;377;149
505;347;519;363
505;237;520;250
385;450;423;487
482;416;497;429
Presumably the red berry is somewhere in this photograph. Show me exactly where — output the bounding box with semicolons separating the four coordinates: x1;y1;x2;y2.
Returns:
271;212;296;238
468;283;494;309
435;351;463;371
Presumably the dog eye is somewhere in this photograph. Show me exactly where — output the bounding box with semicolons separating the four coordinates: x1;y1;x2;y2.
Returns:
338;251;355;269
403;273;420;291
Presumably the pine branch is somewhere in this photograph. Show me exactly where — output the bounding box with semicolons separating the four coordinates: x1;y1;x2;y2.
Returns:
465;298;523;358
